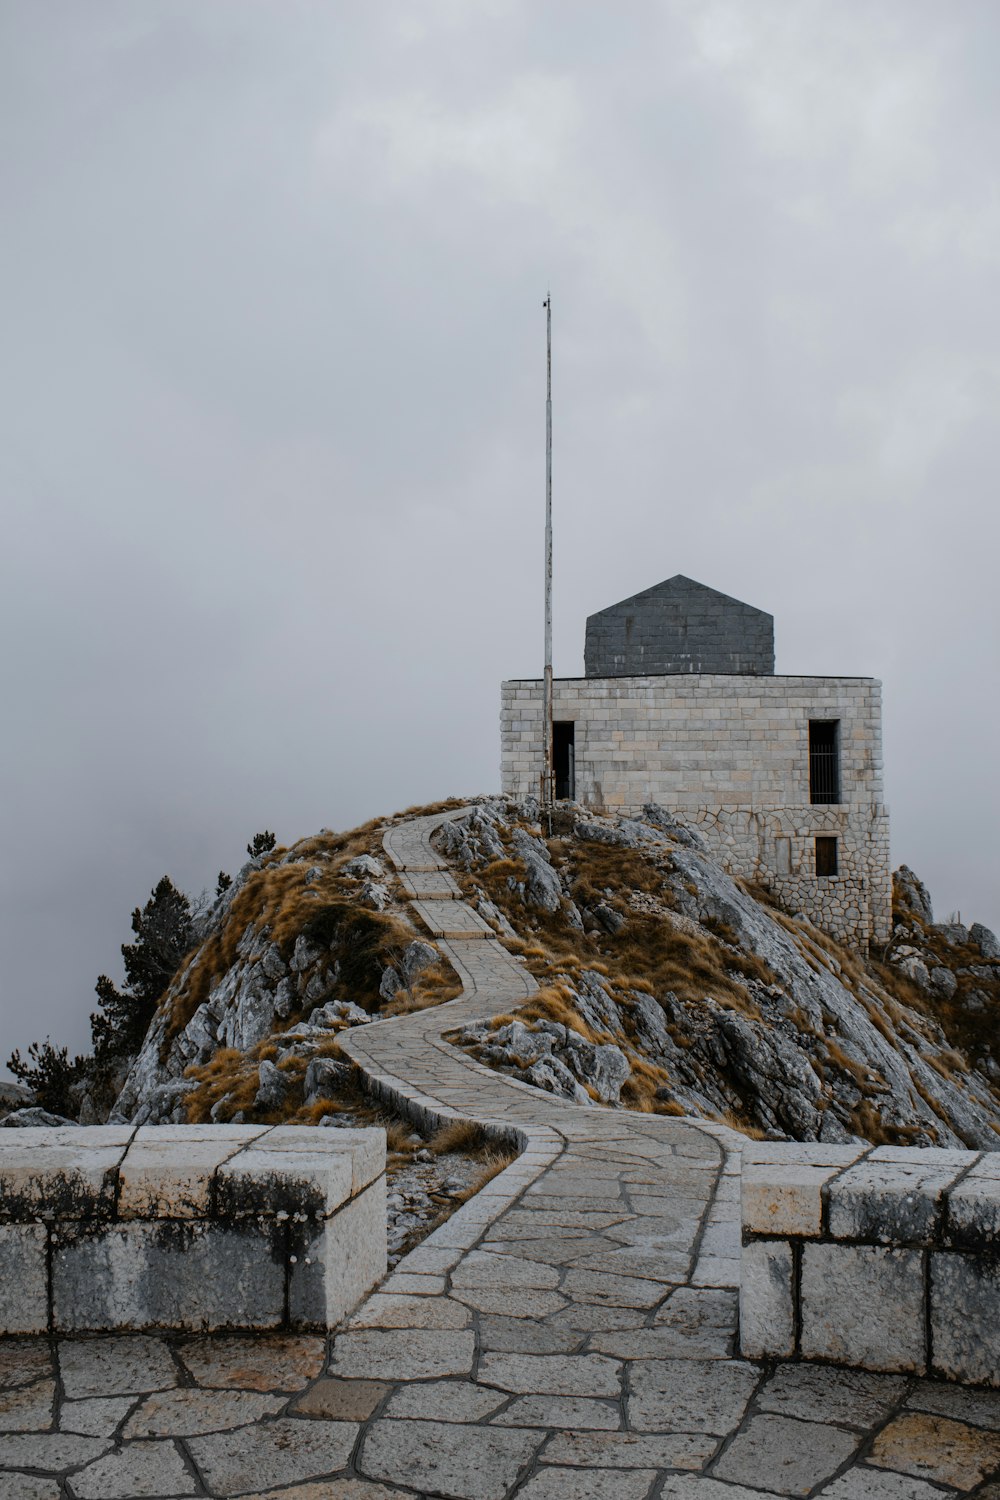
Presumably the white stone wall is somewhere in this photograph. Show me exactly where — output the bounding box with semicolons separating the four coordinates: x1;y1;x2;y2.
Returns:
500;674;890;947
740;1141;1000;1386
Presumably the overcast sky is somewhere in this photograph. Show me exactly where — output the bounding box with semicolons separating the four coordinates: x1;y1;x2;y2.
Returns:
2;1;998;1076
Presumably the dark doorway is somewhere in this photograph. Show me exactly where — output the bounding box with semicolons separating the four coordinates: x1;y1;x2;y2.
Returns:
809;720;841;804
553;721;575;800
815;836;839;877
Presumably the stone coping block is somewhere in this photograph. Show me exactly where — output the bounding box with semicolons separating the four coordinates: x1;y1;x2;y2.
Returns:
0;1125;386;1336
740;1142;1000;1387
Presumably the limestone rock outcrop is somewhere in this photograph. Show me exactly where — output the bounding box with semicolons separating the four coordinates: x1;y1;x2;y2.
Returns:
109;796;999;1154
440;800;1000;1149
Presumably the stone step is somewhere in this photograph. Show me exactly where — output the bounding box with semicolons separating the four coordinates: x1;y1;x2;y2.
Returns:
409;900;495;941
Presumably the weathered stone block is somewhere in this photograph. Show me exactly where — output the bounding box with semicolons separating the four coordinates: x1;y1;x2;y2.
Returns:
826;1150;967;1245
215;1140;352;1219
945;1169;1000;1248
51;1221;286;1332
290;1175;387;1329
931;1251;1000;1387
739;1238;794;1359
118;1125;267;1219
742;1144;864;1237
800;1243;926;1373
0;1127;133;1220
0;1223;48;1334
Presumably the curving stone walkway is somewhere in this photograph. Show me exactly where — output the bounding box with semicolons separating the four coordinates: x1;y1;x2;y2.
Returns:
4;808;1000;1498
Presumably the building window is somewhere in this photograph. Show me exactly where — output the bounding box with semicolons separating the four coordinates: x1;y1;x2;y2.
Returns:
815;836;838;877
553;721;576;800
809;720;841;804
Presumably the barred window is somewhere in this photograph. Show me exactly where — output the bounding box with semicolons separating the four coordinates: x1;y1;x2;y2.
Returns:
809;721;841;804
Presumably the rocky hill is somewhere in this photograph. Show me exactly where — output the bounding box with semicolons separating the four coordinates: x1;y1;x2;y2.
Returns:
103;797;1000;1153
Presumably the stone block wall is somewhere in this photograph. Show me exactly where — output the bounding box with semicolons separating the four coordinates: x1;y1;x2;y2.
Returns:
0;1124;387;1335
740;1141;1000;1386
500;674;890;946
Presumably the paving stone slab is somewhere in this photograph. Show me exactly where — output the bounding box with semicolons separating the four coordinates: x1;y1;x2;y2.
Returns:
711;1412;861;1494
755;1362;907;1428
574;1248;691;1280
0;1339;51;1391
907;1377;1000;1429
187;1417;359;1495
71;1438;198;1498
59;1394;136;1436
481;1235;604;1264
477;1317;584;1355
384;1379;507;1423
0;1431;111;1468
651;1287;737;1347
0;1478;63;1500
819;1470;950;1499
239;1484;411;1500
58;1335;178;1399
591;1326;731;1361
451;1286;568;1318
379;1271;447;1296
547;1304;648;1332
179;1334;324;1391
543;1430;716;1468
0;1377;55;1431
329;1329;476;1381
626;1358;759;1435
359;1416;541;1500
478;1352;621;1397
514;1470;657;1499
292;1378;390;1421
123;1387;286;1437
491;1394;621;1429
561;1268;665;1308
868;1411;1000;1489
347;1292;471;1330
451;1249;561;1290
659;1481;783;1500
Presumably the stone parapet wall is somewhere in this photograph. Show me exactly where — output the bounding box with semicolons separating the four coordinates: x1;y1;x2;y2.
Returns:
500;675;891;946
740;1141;1000;1387
0;1124;386;1335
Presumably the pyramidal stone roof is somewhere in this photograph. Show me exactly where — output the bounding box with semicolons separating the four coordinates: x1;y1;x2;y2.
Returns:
584;574;775;677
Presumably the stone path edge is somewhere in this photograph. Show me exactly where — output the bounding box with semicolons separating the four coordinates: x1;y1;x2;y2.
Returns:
336;805;735;1299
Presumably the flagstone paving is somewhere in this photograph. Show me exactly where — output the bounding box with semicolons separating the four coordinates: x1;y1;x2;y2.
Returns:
3;808;1000;1497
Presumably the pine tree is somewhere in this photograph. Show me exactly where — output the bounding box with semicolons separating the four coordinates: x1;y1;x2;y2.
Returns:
247;830;276;858
90;877;193;1064
6;1039;86;1116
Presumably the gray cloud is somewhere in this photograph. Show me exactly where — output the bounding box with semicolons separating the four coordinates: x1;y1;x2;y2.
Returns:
2;0;998;1070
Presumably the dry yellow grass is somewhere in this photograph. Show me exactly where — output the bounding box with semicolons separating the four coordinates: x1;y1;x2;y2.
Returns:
430;1119;490;1155
455;829;777;1029
160;821;403;1050
454;1150;517;1201
715;1107;767;1140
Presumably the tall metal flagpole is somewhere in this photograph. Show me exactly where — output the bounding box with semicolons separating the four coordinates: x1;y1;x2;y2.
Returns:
543;295;553;832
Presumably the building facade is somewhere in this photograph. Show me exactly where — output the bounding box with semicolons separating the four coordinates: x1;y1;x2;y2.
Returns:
500;577;891;948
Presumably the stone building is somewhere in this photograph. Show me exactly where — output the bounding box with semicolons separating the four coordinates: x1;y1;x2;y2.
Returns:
500;575;891;948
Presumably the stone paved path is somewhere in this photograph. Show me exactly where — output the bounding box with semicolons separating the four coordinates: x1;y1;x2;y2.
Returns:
5;808;1000;1498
